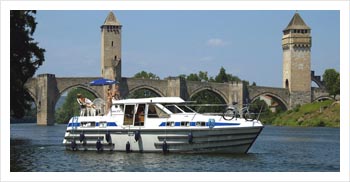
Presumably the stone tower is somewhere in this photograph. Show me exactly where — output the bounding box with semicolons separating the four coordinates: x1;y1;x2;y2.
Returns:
101;11;122;83
282;12;312;107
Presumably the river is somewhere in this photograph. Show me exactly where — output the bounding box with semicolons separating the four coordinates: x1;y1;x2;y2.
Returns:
10;124;339;172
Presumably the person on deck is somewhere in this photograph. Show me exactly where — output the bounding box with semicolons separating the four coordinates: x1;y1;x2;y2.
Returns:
77;94;86;116
77;94;96;116
112;84;121;100
106;87;112;114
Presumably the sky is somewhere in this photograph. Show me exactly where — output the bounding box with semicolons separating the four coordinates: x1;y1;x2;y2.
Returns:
34;10;340;88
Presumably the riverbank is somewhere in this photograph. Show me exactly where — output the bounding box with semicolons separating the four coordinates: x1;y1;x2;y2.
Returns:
261;100;340;127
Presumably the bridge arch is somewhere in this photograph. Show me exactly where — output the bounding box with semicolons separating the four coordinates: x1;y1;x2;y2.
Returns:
128;85;165;98
312;96;335;102
250;92;289;111
56;84;101;105
189;86;229;104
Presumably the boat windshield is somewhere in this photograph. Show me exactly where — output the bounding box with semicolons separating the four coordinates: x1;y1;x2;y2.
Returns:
177;105;196;113
165;105;182;114
165;104;195;114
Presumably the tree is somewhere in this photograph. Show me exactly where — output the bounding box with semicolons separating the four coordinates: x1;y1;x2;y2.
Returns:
11;10;45;118
323;69;340;98
55;88;96;124
214;67;241;83
134;71;160;80
198;71;209;82
186;73;200;81
215;67;229;83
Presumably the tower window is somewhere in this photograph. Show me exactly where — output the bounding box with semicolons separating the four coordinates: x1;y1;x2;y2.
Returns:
112;41;114;47
285;79;289;89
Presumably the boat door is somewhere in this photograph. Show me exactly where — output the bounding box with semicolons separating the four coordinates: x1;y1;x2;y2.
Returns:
123;104;145;126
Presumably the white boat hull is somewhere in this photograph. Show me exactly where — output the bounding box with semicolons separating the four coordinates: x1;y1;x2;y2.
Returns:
63;125;263;153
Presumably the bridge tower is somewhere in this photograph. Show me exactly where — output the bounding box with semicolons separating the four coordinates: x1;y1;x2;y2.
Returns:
100;11;122;83
282;12;312;107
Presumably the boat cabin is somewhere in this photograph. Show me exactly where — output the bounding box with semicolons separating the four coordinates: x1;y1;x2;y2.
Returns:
110;97;196;127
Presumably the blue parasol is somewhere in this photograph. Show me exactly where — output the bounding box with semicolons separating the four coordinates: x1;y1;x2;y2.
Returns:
89;78;118;86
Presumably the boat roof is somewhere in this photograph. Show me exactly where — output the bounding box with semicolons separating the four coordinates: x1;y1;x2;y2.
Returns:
112;97;186;104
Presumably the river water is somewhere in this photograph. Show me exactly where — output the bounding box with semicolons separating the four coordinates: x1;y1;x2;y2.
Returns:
10;124;339;172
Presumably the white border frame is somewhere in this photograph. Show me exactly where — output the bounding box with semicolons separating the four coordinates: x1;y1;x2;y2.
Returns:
1;1;349;182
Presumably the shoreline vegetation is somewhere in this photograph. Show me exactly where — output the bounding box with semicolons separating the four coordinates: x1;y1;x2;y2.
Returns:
259;100;340;127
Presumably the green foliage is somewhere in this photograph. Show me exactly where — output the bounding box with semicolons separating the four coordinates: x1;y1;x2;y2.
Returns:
180;71;209;82
134;71;160;80
10;10;45;118
249;99;269;114
215;67;229;83
186;73;201;81
190;91;226;113
198;71;209;81
271;100;339;127
215;67;241;83
180;67;243;84
323;69;340;98
55;88;96;124
249;99;273;124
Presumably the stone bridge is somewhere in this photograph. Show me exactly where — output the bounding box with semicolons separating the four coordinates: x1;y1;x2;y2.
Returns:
122;77;243;104
25;74;244;125
25;73;332;125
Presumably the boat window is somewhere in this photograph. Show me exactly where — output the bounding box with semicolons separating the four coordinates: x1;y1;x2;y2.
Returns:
81;121;96;127
165;105;183;114
99;121;107;128
166;121;175;127
135;104;145;126
177;105;195;113
181;121;190;127
148;104;169;118
123;105;135;125
115;104;124;111
196;121;206;127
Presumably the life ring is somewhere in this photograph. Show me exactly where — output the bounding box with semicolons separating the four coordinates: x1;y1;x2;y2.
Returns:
208;119;215;128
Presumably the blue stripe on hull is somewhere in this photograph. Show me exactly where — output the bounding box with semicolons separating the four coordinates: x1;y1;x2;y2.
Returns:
67;122;117;127
158;121;240;127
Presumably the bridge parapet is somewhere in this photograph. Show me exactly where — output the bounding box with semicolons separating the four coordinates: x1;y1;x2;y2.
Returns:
122;77;168;97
